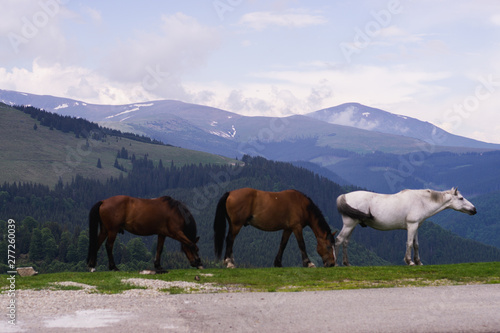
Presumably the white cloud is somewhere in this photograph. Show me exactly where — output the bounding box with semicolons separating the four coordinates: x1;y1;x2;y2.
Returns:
0;0;74;65
490;14;500;26
326;105;380;131
239;9;327;31
0;60;160;105
184;63;453;119
82;6;102;23
102;13;221;100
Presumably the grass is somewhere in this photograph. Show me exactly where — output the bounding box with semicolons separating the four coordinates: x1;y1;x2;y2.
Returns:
2;262;499;294
0;105;237;187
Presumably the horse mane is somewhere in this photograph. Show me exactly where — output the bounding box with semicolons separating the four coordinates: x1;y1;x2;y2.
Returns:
300;192;332;234
160;196;197;243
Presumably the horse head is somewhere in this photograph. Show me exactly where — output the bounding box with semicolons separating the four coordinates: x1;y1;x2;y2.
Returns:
182;237;204;269
318;231;337;267
448;187;477;215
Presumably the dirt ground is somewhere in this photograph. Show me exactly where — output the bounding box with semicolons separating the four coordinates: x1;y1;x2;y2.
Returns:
1;282;499;332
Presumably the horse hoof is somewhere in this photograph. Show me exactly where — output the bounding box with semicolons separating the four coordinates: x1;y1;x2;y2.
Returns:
307;262;316;268
90;268;96;273
197;265;204;270
409;262;416;266
224;258;235;269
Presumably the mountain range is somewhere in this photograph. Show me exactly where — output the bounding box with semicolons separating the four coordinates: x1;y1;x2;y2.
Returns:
2;88;500;195
2;89;499;152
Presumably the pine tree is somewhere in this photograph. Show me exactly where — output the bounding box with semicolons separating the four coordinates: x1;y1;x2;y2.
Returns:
41;227;58;261
76;231;89;262
66;243;78;263
127;238;151;262
29;228;44;261
58;231;72;262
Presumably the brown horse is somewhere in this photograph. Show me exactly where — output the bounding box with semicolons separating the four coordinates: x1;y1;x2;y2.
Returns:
214;188;336;268
87;195;203;272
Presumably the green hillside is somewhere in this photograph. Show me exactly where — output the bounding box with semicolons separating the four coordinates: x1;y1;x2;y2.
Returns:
0;104;236;186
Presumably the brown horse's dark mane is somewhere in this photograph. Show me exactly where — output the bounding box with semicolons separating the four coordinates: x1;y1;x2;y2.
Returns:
160;196;197;243
299;192;332;234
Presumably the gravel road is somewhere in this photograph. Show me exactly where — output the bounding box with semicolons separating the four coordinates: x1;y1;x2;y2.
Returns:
1;282;499;332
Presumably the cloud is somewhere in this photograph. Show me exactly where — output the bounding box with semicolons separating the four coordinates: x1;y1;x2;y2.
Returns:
190;63;453;118
327;105;379;131
102;13;221;100
0;60;160;105
239;9;327;31
0;0;74;65
490;14;500;26
82;6;102;23
103;13;220;79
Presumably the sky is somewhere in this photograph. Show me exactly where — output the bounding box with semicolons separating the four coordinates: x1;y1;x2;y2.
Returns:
1;0;500;143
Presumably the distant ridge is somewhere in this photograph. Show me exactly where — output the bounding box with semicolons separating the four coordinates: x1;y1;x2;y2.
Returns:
2;89;499;152
306;103;500;150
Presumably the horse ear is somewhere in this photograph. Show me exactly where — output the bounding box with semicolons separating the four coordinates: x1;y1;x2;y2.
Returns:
453;187;458;195
332;231;337;237
196;236;200;243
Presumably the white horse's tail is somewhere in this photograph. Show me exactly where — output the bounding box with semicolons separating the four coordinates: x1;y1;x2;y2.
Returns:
337;194;374;226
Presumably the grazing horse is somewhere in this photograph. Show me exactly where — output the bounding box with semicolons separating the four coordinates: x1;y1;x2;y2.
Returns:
87;195;203;272
214;188;336;268
335;188;477;266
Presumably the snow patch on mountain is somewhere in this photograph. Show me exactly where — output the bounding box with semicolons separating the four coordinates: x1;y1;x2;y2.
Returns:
106;108;139;119
105;103;154;119
209;125;236;138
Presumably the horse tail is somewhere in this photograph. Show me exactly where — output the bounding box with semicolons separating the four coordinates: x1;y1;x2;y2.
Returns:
87;200;103;268
214;192;230;259
336;194;373;222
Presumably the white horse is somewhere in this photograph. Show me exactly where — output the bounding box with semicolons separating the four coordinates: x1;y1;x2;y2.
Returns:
335;188;476;266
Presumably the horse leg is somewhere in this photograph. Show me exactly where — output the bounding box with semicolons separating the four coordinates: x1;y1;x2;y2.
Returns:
105;232;119;271
413;230;423;265
293;229;315;268
274;229;292;267
224;224;242;268
404;223;419;266
89;227;108;272
335;217;357;266
154;234;166;273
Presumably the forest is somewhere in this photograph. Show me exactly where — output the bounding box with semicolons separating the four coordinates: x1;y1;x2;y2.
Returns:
13;104;165;145
2;153;499;274
0;154;348;273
